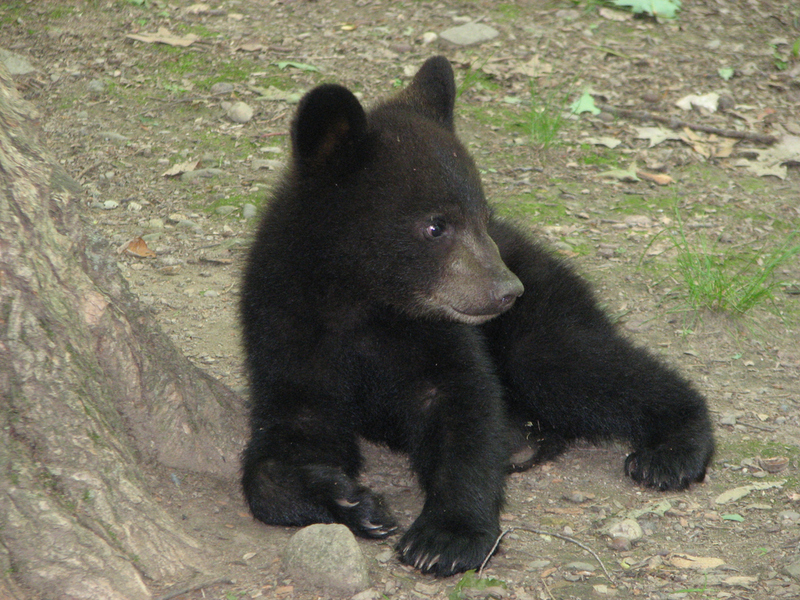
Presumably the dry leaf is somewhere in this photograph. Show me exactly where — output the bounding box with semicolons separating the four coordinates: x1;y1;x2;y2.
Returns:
512;55;553;78
162;160;199;178
669;554;725;570
715;480;786;504
122;237;156;258
636;170;674;185
237;42;265;52
184;3;210;14
126;27;199;48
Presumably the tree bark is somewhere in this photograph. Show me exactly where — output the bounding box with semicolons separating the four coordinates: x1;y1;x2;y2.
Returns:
0;60;246;599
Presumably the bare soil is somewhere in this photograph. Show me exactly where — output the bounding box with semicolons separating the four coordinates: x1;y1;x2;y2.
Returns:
3;1;800;599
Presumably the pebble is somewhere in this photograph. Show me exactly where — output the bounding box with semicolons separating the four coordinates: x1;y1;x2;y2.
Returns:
242;203;258;219
283;524;369;595
440;23;499;46
0;48;36;75
228;101;254;123
87;79;106;94
102;200;118;210
127;201;143;212
210;82;234;95
421;32;438;45
181;168;224;182
215;205;238;216
605;518;643;541
203;290;219;298
148;218;165;230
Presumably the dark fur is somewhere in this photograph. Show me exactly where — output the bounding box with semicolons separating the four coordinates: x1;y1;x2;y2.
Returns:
240;56;714;577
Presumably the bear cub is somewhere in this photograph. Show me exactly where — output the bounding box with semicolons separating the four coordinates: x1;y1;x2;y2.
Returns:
240;56;714;577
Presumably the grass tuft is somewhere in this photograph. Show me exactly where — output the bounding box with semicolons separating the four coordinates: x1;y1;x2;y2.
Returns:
668;210;799;315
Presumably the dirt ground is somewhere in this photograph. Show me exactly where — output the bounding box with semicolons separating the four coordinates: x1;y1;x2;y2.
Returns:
3;0;800;598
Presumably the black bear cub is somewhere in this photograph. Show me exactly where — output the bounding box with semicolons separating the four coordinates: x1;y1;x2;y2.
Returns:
240;56;714;577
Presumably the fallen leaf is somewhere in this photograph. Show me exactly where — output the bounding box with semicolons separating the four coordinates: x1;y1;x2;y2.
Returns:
715;480;786;504
598;162;640;182
122;237;156;258
669;554;725;570
184;3;210;14
126;27;199;47
635;126;683;147
512;55;553;78
636;170;674;185
274;61;320;73
237;42;265;52
571;92;601;115
162;160;199;178
675;92;720;112
583;136;622;149
722;576;758;588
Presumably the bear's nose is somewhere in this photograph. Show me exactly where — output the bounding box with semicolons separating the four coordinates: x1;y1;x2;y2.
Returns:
493;275;524;312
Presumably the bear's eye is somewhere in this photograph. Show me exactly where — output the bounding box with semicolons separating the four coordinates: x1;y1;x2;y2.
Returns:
424;218;447;240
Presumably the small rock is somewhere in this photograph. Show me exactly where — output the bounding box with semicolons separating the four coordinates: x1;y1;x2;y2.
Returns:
215;205;238;216
351;590;381;600
87;79;106;94
242;203;258;219
127;201;143;212
784;557;800;580
608;536;631;552
624;215;652;228
181;168;224;182
414;582;439;595
102;200;118;210
526;560;551;569
203;290;219;298
283;524;369;595
210;82;234;95
0;48;36;75
148;218;165;230
167;213;187;224
566;561;596;572
605;518;643;541
252;158;284;171
228;101;254;123
440;23;500;46
421;32;438;45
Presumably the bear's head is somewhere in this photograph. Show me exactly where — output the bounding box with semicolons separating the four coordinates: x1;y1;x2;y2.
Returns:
284;56;523;325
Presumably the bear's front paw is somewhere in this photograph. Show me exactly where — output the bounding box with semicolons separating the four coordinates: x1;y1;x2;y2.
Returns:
334;485;398;539
396;517;499;577
625;446;709;491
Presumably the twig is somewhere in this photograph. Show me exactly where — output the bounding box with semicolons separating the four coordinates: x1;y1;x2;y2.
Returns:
154;577;233;600
594;102;778;145
479;526;614;582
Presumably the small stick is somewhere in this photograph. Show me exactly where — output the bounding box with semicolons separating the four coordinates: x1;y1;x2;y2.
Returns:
153;577;233;600
479;526;614;582
594;102;778;145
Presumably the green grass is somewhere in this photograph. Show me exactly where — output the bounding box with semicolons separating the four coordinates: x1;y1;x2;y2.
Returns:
665;210;800;316
524;79;571;148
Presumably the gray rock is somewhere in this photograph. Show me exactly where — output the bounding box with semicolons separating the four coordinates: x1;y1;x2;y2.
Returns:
784;557;800;580
605;518;643;541
242;203;258;219
181;168;224;182
215;205;238;216
283;524;369;595
0;48;36;75
210;82;234;95
440;23;499;46
87;79;106;94
228;101;254;123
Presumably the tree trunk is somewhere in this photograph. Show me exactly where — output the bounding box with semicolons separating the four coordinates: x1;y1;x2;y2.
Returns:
0;60;246;599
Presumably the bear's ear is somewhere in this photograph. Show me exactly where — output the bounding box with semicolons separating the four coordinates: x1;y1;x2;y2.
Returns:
291;83;368;174
394;55;456;130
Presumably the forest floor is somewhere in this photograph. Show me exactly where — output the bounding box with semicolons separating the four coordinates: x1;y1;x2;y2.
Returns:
2;0;800;599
